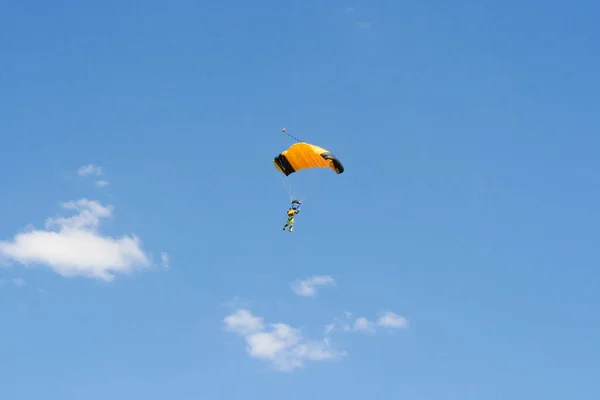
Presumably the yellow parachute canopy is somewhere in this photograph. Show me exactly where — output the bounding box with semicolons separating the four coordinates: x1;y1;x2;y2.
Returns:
273;142;344;176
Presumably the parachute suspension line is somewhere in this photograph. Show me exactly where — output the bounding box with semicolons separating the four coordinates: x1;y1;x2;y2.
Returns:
280;128;297;202
281;128;303;143
289;182;296;202
280;175;294;202
288;180;295;202
280;175;288;200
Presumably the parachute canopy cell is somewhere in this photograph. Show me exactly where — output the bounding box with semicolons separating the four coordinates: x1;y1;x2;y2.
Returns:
273;142;344;176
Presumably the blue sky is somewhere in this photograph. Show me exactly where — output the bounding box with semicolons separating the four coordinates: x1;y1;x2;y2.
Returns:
1;0;599;398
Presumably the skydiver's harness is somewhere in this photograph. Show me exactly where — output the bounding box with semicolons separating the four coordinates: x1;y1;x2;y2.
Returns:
287;202;300;220
287;208;299;220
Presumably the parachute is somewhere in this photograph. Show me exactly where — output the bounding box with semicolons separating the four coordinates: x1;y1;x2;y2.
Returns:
273;143;344;176
274;128;344;208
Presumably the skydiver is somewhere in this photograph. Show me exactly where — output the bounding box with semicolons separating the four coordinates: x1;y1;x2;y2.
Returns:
282;205;300;232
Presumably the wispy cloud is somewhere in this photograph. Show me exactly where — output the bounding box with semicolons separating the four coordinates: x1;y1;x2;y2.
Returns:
77;164;103;177
221;295;252;310
291;275;335;297
224;308;346;372
0;199;150;281
353;317;377;333
343;7;372;29
12;278;26;287
326;311;408;334
77;164;109;186
160;252;169;269
0;278;27;288
324;323;335;335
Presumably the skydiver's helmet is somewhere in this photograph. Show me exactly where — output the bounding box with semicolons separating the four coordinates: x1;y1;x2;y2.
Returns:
291;200;301;210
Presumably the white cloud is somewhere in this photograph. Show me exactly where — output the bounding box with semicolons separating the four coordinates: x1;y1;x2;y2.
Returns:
356;21;372;29
325;311;409;334
160;252;169;269
77;164;103;176
377;311;408;329
224;308;346;372
0;199;150;281
353;317;376;333
344;7;354;14
291;275;335;297
78;165;108;186
224;309;264;335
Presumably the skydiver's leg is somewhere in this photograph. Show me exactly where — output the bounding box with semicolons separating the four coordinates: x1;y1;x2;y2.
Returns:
288;219;294;232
